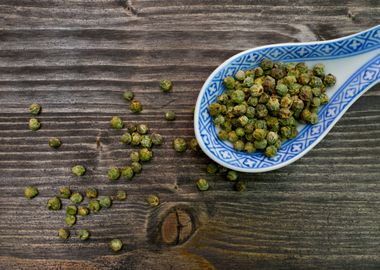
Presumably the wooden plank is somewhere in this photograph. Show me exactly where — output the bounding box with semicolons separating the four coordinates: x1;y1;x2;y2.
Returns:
0;0;379;269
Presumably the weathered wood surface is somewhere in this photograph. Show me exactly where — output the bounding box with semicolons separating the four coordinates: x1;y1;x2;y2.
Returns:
0;1;379;269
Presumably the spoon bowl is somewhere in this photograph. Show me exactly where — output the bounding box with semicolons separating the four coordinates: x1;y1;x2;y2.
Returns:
194;26;380;173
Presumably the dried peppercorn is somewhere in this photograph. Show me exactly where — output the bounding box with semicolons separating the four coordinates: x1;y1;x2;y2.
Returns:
139;148;153;162
151;133;164;146
108;166;121;181
110;116;124;129
136;124;149;135
85;187;98;199
58;228;70;239
70;192;83;204
160;80;173;92
29;118;41;131
131;132;142;146
120;132;132;144
48;137;62;148
29;103;41;115
147;194;160;207
234;180;247;192
116;190;127;201
88;200;101;213
24;186;39;199
59;186;71;199
130;100;143;113
207;163;218;174
78;206;90;216
66;214;76;226
99;196;112;209
77;229;90;240
123;90;134;101
131;162;142;174
226;170;239;181
121;166;134;180
196;178;209;191
164;111;176;121
72;165;86;176
130;151;140;162
189;138;199;152
110;239;123;252
66;205;77;215
173;138;187;152
140;135;152;148
47;197;61;210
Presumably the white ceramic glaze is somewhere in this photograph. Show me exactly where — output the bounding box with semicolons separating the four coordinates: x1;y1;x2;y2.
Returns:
194;25;380;173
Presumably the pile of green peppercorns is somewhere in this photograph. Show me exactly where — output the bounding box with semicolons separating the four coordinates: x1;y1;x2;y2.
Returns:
208;59;336;157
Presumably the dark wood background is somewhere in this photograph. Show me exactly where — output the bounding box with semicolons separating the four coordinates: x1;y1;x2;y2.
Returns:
0;1;379;269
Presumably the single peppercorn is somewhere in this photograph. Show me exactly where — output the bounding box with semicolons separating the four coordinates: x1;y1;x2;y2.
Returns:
70;192;83;204
65;214;76;226
265;145;278;157
47;197;61;210
66;205;77;215
150;133;164;146
196;178;209;191
123;90;134;101
85;187;98;199
88;200;101;213
116;190;127;201
110;239;123;252
127;123;137;133
131;132;142;146
59;186;71;199
110;116;124;129
29;103;41;115
147;194;160;207
160;80;173;92
58;228;70;239
48;137;62;149
99;196;112;209
108;166;121;181
29;118;41;131
207;163;218;174
130;100;143;113
24;186;39;199
78;206;90;216
173;138;187;152
324;73;336;87
130;151;140;162
140;135;152;148
131;162;142;174
136;124;149;135
226;170;239;181
77;229;90;240
121;166;134;180
234;180;247;192
164;111;176;121
139;148;153;162
72;165;86;176
120;132;132;144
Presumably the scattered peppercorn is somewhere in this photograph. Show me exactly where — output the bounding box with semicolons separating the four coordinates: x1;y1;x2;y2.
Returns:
226;170;239;181
48;137;62;149
164;111;176;121
196;178;209;191
120;132;132;144
29;103;41;115
131;132;142;146
160;80;173;92
173;137;187;152
130;151;140;162
72;165;86;176
29;118;41;131
77;229;90;240
59;186;71;199
140;135;152;148
65;214;76;226
208;60;336;157
110;239;123;252
234;180;247;192
85;187;98;199
78;206;90;216
189;138;200;152
130;100;143;113
121;166;134;180
131;162;142;174
24;186;39;199
139;148;153;162
147;194;160;207
66;205;77;215
123;90;134;101
110;116;124;129
108;166;121;181
58;228;70;239
206;163;218;174
151;133;164;146
136;124;149;135
99;196;112;209
70;192;83;204
47;197;61;210
116;190;127;201
88;200;101;213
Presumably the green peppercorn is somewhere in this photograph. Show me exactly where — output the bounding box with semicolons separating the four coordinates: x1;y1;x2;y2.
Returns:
260;59;273;70
234;180;247;192
311;97;321;107
99;196;112;209
207;163;218;174
231;90;245;103
139;148;153;162
85;187;98;199
48;137;62;148
88;200;101;213
265;145;278;157
224;76;236;89
147;194;160;207
266;131;279;145
121;166;134;180
296;62;308;73
29;103;41;115
47;197;61;210
58;228;70;239
299;73;311;85
77;229;90;240
196;178;209;191
324;73;336;87
127;123;137;133
228;131;238;143
116;190;127;201
309;112;318;124
244;142;256;153
123;90;134;101
160;80;173;92
131;162;142;174
276;83;288;96
66;205;77;215
24;186;39;199
320;93;329;104
78;206;90;216
72;165;86;176
173;138;187;152
108;166;121;181
235;127;245;137
136;124;149;135
120;132;132;144
130;151;140;162
189;138;200;152
28;118;41;131
70;192;83;204
266;96;280;112
233;140;245;151
235;70;246;81
151;133;164;146
59;186;71;199
140;135;152;148
110;239;123;252
110;116;124;129
254;139;267;150
131;132;142;146
226;170;239;181
165;111;176;121
253;128;266;141
130;100;143;113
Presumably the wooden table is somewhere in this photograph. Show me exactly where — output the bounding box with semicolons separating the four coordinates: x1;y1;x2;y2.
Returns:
0;1;379;269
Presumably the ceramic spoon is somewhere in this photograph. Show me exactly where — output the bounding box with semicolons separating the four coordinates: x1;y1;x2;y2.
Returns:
194;25;380;173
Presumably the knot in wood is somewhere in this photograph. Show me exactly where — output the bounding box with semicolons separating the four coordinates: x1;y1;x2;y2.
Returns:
160;208;194;245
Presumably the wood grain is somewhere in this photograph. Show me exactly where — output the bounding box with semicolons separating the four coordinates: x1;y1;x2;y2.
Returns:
0;0;379;269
